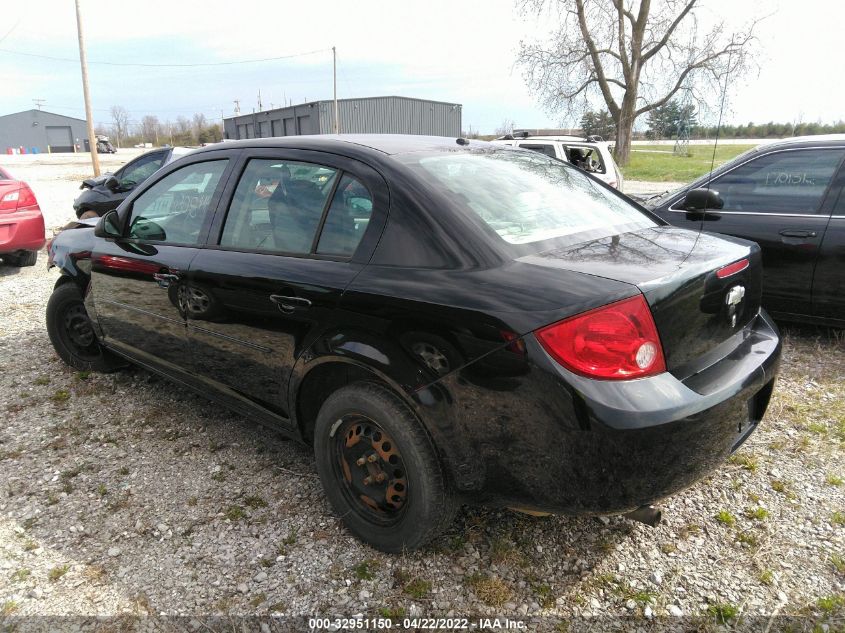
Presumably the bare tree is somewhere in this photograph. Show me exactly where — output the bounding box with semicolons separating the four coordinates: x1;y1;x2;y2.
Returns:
192;113;208;139
518;1;761;165
109;105;129;149
140;115;160;144
494;119;515;136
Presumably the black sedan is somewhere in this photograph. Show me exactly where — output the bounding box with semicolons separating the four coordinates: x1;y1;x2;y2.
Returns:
47;136;780;552
645;135;845;327
72;146;194;219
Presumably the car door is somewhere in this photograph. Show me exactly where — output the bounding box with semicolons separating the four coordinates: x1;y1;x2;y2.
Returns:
184;149;388;420
90;155;233;374
658;147;845;316
811;157;845;323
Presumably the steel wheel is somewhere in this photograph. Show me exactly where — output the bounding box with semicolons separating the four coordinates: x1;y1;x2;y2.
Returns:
411;341;451;375
60;303;99;358
333;415;409;525
314;382;458;552
46;282;125;372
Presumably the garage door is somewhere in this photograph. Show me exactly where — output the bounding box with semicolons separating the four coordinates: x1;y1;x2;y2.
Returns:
297;115;312;134
46;126;74;152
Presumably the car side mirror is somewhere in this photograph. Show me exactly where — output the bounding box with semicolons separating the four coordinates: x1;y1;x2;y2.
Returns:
682;188;724;212
104;175;120;191
95;210;122;239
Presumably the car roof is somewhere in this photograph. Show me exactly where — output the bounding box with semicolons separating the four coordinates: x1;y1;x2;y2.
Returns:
755;134;845;149
169;146;197;156
193;135;482;157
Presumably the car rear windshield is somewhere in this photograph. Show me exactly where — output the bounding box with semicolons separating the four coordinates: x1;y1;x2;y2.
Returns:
401;149;654;253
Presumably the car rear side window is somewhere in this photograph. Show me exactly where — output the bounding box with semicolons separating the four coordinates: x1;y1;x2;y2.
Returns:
127;159;228;244
710;148;845;214
404;150;654;249
316;174;373;256
519;143;558;159
220;159;339;255
566;145;606;174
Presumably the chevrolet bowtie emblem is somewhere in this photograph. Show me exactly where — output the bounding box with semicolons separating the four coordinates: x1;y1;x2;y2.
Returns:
725;285;746;327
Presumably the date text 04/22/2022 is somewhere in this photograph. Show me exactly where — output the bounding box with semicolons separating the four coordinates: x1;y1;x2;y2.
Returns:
308;617;527;630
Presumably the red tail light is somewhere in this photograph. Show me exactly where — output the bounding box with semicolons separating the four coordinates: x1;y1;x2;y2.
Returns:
0;183;39;213
535;295;666;380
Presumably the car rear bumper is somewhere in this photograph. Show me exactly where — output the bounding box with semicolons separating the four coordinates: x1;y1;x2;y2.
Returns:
0;209;46;253
420;310;781;514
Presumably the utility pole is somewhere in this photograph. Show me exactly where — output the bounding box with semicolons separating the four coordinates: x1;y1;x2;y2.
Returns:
257;89;263;111
74;0;100;175
332;46;339;134
234;99;241;115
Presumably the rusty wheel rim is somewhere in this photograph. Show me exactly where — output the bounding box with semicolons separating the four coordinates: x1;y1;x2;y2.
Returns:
333;415;409;525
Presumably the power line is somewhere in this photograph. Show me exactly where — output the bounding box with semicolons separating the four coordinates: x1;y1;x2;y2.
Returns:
0;19;21;45
0;46;330;67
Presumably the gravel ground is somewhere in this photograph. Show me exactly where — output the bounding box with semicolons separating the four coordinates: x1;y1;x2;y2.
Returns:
0;156;843;630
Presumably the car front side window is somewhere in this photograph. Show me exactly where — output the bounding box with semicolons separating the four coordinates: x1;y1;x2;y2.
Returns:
710;148;845;214
127;160;228;244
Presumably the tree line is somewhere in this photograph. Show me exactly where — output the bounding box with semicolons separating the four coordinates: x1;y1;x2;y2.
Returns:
96;105;223;148
580;101;845;141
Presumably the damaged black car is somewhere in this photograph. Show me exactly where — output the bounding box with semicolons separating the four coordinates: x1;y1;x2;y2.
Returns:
47;135;781;552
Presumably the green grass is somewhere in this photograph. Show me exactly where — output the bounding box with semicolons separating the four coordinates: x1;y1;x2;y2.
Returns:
1;600;19;615
817;595;845;613
745;507;769;521
48;564;70;582
403;578;432;599
715;510;736;526
10;568;31;582
622;143;756;182
707;602;739;623
243;495;268;509
353;560;377;581
224;505;246;521
729;453;759;472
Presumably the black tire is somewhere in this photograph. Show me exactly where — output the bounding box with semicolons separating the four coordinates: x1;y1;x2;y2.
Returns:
46;283;125;372
314;382;458;553
4;250;37;267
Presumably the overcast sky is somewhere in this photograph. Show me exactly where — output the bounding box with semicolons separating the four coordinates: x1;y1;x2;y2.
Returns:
0;0;841;133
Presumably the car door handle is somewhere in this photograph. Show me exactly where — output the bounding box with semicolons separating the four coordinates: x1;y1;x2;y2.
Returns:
779;229;817;238
269;294;312;313
153;272;180;288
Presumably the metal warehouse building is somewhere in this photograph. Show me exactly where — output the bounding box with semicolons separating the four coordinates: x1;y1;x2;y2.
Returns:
0;109;90;153
223;96;462;140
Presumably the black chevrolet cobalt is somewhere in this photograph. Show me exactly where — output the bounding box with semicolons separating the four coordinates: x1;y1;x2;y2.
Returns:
47;136;781;552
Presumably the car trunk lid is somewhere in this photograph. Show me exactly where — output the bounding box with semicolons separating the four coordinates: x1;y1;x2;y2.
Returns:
520;226;763;374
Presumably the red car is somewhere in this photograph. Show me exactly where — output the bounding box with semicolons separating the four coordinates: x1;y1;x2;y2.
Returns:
0;166;45;267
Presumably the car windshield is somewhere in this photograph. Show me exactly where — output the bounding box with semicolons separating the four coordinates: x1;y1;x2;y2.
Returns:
401;149;654;252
